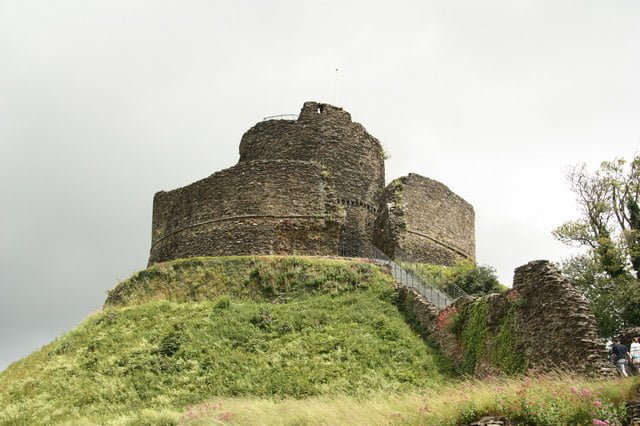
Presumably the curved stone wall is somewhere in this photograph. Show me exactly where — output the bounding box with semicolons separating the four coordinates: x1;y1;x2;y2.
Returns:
239;102;385;248
149;160;343;264
374;173;475;265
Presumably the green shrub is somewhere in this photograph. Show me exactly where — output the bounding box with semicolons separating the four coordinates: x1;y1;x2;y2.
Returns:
400;259;506;296
213;295;231;309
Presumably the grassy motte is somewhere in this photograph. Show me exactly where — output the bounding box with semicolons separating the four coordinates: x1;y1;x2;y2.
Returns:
0;257;451;424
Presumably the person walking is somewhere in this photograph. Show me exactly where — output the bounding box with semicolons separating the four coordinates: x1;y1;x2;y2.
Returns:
630;337;640;375
611;338;631;377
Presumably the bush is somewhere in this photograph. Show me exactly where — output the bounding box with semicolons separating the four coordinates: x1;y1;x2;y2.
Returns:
401;260;505;296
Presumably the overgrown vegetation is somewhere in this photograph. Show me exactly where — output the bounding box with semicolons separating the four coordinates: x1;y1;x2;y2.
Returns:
0;257;451;424
2;256;636;424
553;156;640;336
106;256;385;306
400;259;506;296
174;375;637;425
489;306;527;375
19;375;630;425
445;293;526;376
460;299;489;374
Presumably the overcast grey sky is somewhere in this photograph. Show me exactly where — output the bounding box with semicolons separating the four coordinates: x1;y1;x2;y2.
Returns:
1;0;639;371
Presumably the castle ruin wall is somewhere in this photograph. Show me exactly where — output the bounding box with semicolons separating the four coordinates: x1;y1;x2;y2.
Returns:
147;101;477;266
149;159;343;264
508;260;612;376
239;102;385;250
397;260;614;376
374;173;475;265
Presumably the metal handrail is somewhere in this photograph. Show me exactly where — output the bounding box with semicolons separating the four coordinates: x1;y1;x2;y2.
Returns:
262;114;298;121
396;247;468;299
340;241;461;309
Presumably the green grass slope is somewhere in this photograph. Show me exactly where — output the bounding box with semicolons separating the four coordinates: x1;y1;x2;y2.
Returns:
0;257;451;425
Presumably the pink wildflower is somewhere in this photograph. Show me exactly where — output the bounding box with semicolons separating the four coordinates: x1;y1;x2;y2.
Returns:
219;411;234;422
570;387;578;394
506;289;521;301
593;399;602;408
581;388;591;397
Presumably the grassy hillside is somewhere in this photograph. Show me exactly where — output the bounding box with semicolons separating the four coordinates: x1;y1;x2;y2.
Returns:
0;257;452;425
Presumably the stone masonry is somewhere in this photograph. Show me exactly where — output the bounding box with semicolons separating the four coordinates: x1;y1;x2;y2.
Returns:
398;260;614;376
374;174;475;265
148;101;475;265
149;160;343;264
509;260;612;376
238;101;385;252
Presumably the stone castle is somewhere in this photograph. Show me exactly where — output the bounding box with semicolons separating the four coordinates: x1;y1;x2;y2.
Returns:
144;102;614;377
148;101;475;265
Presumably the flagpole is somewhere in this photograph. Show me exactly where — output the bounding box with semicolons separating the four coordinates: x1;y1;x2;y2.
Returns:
334;68;339;105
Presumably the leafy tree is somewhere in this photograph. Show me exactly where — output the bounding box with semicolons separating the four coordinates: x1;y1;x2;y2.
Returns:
446;260;506;296
560;253;639;337
554;156;640;335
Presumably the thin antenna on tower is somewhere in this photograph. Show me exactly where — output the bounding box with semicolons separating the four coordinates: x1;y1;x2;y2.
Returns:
334;68;339;105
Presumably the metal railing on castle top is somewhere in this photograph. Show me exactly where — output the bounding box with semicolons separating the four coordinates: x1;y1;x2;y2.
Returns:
340;241;466;309
262;114;298;121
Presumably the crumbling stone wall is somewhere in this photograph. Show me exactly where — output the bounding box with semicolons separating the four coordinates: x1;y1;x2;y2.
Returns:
374;174;475;265
149;160;344;264
239;101;385;250
397;260;613;376
509;260;611;375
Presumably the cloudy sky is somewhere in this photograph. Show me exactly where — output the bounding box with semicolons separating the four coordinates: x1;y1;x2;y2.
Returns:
1;0;639;371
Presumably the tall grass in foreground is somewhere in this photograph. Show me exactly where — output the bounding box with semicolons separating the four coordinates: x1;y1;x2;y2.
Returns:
167;375;637;425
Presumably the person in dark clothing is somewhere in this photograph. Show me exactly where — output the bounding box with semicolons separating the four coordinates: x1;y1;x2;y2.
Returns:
611;338;630;377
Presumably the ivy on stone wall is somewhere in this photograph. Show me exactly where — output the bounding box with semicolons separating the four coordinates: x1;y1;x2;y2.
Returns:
460;299;488;374
456;297;526;376
489;306;527;374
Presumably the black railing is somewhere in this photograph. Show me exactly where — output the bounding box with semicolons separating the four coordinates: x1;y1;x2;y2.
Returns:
340;241;465;309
